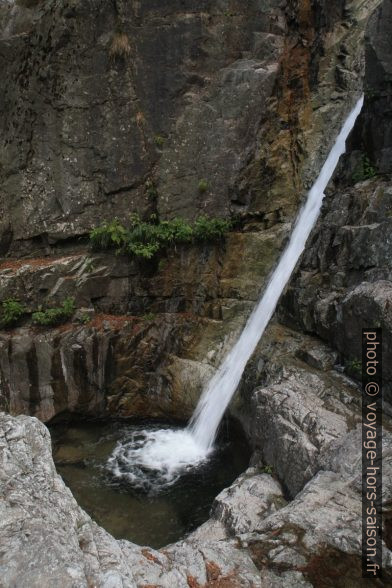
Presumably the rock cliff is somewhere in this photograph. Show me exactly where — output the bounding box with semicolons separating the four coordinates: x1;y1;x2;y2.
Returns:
0;1;391;586
280;0;392;401
0;0;383;421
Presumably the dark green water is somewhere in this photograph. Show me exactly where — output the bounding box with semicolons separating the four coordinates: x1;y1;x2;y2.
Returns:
50;419;250;548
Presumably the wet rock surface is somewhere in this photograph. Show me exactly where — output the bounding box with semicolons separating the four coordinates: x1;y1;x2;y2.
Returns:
280;176;392;401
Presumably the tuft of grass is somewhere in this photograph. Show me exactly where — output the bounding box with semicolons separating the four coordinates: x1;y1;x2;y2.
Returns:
109;32;131;60
89;214;232;260
32;297;75;327
0;299;25;328
198;179;208;193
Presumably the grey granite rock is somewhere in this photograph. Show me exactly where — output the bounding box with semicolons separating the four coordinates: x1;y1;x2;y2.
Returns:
280;0;392;402
212;467;286;535
0;412;263;587
247;364;360;497
243;470;392;583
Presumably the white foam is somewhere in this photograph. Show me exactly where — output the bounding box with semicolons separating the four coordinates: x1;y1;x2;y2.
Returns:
107;428;211;489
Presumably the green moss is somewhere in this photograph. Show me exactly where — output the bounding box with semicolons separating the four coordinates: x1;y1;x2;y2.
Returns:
89;214;232;260
32;297;75;326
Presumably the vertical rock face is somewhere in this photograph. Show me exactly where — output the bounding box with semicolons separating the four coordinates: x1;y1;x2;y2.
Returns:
0;314;202;422
0;0;379;254
279;0;392;399
351;0;392;173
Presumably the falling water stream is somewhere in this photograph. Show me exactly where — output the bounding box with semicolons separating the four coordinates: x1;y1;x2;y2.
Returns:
107;96;364;489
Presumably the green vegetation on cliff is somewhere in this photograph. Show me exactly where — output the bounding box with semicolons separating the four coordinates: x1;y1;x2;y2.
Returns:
90;214;232;259
0;299;25;328
352;155;377;183
32;297;75;326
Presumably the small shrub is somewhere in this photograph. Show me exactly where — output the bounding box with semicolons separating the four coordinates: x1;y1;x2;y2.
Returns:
352;155;377;183
109;32;131;60
32;297;75;327
1;299;25;328
156;217;194;245
198;179;208;193
126;241;160;259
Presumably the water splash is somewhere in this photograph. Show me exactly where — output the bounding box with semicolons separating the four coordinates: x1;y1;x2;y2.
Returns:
107;428;212;490
107;96;364;486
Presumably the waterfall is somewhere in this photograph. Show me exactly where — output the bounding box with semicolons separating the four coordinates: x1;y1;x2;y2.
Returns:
187;95;364;449
107;96;363;486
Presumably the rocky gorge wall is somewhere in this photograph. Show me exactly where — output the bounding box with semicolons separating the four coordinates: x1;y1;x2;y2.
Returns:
280;0;392;402
1;1;392;586
0;0;378;253
0;0;383;422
